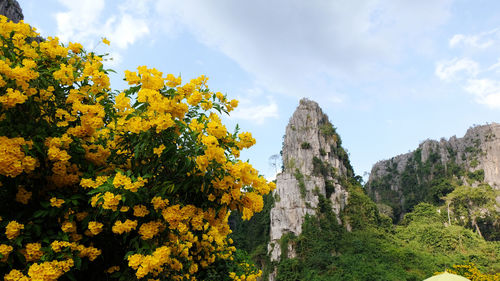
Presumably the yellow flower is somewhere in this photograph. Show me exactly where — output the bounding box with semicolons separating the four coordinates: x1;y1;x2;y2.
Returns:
133;205;150;217
206;120;227;139
0;244;13;261
50;197;65;208
151;196;169;210
68;42;83;53
15;186;32;204
112;219;137;234
88;221;104;235
4;269;28;281
24;243;43;262
124;70;141;85
208;194;216;201
0;88;28;108
5;221;24;239
153;144;166;156
102;192;122;211
102;37;110;45
106;266;120;273
138;221;163;240
61;221;77;233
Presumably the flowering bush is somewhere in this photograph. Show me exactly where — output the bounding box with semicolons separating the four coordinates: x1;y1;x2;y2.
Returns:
0;15;274;281
448;263;500;281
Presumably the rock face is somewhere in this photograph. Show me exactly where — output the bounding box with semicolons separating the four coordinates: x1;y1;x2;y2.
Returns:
0;0;23;22
268;99;351;262
367;123;500;220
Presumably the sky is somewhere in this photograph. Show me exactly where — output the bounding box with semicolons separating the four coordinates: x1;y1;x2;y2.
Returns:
16;0;500;181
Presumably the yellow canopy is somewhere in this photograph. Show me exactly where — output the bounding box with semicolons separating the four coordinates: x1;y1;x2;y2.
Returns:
423;272;470;281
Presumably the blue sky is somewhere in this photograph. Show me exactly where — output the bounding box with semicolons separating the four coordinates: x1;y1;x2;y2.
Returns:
16;0;500;180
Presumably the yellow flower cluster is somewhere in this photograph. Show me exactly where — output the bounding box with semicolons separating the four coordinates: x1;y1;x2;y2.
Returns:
113;172;147;192
15;186;32;204
26;259;74;281
61;221;76;233
0;244;13;261
153;144;166;156
133;205;150;217
49;197;64;208
50;241;101;261
112;219;138;234
0;137;36;177
138;221;163;240
229;270;263;281
80;175;108;189
102;192;122;211
0;88;28;108
5;221;24;240
127;246;174;279
0;15;275;281
87;221;103;235
23;243;43;262
106;265;120;273
448;263;500;281
151;196;169;210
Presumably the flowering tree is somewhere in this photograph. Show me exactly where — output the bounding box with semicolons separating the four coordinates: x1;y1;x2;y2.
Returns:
0;16;274;281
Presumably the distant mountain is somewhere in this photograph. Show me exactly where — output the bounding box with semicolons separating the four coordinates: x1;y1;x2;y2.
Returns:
366;123;500;223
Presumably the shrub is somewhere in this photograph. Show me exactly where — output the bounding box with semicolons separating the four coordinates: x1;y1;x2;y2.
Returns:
0;16;274;281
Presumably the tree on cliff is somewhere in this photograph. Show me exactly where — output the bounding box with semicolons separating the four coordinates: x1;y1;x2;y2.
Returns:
444;184;499;238
0;16;274;281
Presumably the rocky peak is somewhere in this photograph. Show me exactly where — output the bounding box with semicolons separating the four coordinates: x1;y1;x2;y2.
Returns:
281;98;352;177
0;0;23;23
268;98;350;263
367;122;500;220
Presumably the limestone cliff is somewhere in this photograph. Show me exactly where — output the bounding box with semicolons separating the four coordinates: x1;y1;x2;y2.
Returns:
367;123;500;220
268;99;352;262
0;0;23;22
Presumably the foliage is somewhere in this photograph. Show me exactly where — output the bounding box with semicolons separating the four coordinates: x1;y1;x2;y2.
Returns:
312;156;329;178
319;123;336;138
0;16;275;281
300;142;311;149
468;169;485;183
276;195;440;281
366;144;491;224
341;181;384;230
274;196;500;281
444;184;499;239
229;193;274;256
400;203;443;225
294;169;307;199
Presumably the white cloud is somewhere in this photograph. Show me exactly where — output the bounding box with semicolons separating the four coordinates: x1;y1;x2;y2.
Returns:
229;96;279;124
435;58;479;81
55;0;105;43
54;0;150;51
487;59;500;73
437;27;500;109
155;0;452;99
449;28;499;49
328;96;343;104
104;14;149;49
464;79;500;108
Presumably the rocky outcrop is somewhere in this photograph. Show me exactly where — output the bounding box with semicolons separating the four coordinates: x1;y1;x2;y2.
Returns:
367;123;500;220
268;99;351;263
0;0;23;22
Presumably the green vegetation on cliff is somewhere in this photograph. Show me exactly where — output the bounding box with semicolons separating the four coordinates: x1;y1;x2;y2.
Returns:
230;155;500;280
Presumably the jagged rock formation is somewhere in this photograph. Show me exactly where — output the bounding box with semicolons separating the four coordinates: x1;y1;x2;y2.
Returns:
268;99;352;262
367;123;500;220
0;0;23;22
